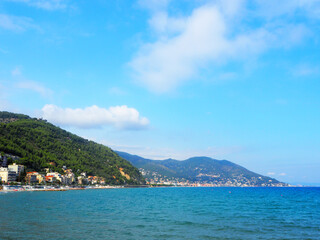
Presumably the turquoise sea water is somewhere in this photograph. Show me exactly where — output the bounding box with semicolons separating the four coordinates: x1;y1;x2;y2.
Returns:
1;187;319;240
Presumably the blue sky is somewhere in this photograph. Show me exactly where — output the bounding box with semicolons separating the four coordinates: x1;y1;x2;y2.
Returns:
0;0;320;185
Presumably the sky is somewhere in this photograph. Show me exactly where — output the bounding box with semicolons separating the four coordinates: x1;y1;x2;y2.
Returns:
0;0;320;185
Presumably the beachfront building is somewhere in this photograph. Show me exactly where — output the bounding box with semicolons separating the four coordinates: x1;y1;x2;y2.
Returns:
46;172;64;183
26;172;44;184
8;163;24;177
26;172;38;184
65;173;75;185
77;175;88;185
0;167;17;183
63;169;75;185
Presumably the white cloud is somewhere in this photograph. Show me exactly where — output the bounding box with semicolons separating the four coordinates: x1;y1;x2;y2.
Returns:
217;0;245;17
148;11;186;35
41;104;150;130
279;172;287;176
6;0;68;10
15;81;53;97
130;5;232;92
0;14;36;32
130;1;312;93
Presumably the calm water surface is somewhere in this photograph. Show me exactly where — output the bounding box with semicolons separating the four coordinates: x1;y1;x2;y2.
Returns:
1;187;319;240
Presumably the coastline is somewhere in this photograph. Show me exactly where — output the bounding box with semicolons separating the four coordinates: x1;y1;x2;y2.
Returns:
0;185;124;193
1;185;318;193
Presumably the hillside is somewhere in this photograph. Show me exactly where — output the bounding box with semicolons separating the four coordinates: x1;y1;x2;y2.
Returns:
116;151;286;187
0;111;145;185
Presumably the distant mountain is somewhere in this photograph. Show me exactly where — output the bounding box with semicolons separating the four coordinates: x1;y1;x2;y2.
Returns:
0;111;145;185
116;151;286;187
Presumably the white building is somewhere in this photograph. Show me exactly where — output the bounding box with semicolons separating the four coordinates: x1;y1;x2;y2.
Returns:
0;167;16;183
8;163;24;177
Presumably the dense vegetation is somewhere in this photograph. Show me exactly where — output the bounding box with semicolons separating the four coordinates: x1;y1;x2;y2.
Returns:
117;151;281;184
0;112;145;185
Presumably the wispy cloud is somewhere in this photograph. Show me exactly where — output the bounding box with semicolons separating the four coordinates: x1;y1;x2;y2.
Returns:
6;0;68;11
129;1;312;93
0;14;37;32
15;81;53;97
41;104;150;130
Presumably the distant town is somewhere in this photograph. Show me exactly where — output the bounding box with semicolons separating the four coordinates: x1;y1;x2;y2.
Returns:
140;168;289;187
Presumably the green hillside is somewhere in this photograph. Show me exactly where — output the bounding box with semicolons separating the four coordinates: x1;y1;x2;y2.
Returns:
0;112;145;185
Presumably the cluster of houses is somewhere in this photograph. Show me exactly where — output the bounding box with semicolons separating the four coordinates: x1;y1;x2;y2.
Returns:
25;167;77;185
26;169;105;185
0;155;105;185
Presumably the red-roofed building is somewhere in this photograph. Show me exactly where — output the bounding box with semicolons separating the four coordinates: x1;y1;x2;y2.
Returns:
26;172;44;184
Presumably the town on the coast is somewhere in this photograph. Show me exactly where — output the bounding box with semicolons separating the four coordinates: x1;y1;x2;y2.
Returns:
0;154;115;191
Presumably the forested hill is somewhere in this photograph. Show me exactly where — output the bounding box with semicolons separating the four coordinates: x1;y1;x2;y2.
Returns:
0;111;145;185
116;151;286;186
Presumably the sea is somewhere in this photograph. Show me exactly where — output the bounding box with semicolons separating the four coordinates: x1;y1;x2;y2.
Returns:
1;187;319;240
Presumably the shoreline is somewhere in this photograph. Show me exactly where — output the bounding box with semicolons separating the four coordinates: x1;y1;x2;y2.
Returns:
0;185;125;193
1;185;318;193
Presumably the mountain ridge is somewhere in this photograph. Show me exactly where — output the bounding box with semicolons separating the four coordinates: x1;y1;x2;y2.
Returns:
116;151;287;187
